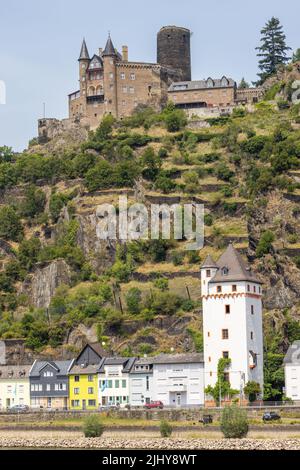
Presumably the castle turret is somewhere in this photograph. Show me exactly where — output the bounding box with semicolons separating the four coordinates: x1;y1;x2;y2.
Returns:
102;34;118;117
157;26;191;81
78;38;90;98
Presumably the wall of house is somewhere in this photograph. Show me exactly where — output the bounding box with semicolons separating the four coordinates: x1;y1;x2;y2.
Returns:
129;373;153;406
152;362;204;406
285;364;300;401
0;379;30;409
98;365;130;407
69;373;98;410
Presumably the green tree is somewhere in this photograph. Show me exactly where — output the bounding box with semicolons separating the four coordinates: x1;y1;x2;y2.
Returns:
205;358;239;405
244;381;261;402
256;230;275;257
83;415;105;438
292;48;300;63
220;405;249;438
159;420;172;437
126;287;142;314
0;206;23;241
256;17;291;83
20;185;46;218
238;77;250;89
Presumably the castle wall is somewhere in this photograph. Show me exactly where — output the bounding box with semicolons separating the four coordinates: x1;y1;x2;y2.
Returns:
168;86;235;108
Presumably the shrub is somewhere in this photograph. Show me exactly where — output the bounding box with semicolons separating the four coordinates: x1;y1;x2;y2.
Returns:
277;99;290;110
164;109;187;132
220;405;249;438
153;277;169;291
83;415;105;438
244;381;261;402
159;420;172;437
204;214;213;226
126;287;142;314
0;206;23;241
256;230;275;257
215;163;234;182
171;250;184;266
20;185;46;219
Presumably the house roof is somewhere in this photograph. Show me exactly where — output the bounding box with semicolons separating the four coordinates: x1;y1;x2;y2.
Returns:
169;76;235;92
201;254;218;269
87;54;103;70
30;360;72;377
69;362;103;375
284;341;300;364
0;364;31;380
151;353;204;364
209;244;262;284
79;38;90;60
98;357;136;373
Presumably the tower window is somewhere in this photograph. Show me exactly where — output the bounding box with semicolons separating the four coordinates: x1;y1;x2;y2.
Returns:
251;305;254;315
208;356;211;362
223;372;230;383
222;351;229;358
253;286;256;293
206;269;211;277
250;331;254;340
120;73;125;79
222;329;229;339
130;73;135;80
207;331;210;337
232;285;237;292
217;286;222;293
247;285;250;292
225;305;230;314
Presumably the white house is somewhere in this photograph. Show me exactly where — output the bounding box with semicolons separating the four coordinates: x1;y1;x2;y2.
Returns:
98;357;136;407
0;365;31;409
284;341;300;401
129;358;153;406
201;244;264;402
151;354;205;407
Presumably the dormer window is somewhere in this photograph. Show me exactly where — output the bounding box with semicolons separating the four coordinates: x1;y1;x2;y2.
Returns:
222;266;229;275
206;78;214;88
221;76;229;87
217;286;222;293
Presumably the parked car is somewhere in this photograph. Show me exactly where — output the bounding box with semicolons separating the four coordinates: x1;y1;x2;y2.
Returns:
144;401;164;409
262;411;281;422
8;404;29;413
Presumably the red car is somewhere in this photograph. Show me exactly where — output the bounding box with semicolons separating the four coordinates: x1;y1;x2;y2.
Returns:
144;401;164;409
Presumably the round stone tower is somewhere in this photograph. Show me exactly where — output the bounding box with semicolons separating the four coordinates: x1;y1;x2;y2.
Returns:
157;26;191;81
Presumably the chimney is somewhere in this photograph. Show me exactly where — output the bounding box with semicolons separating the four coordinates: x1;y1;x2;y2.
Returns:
98;47;103;56
122;45;128;62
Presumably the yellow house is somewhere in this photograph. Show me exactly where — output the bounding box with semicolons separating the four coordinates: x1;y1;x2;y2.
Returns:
0;365;31;410
68;343;104;410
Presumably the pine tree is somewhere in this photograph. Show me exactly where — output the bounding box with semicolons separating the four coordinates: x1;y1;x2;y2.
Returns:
292;48;300;63
238;77;250;89
256;17;291;84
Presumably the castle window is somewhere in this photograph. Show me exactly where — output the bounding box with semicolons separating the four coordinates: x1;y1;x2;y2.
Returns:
206;269;211;277
130;73;135;80
250;331;254;340
232;285;237;292
251;305;254;315
222;329;229;339
109;73;114;79
222;351;229;358
207;331;210;337
247;284;250;292
225;305;230;314
217;286;222;293
208;356;211;362
259;286;261;293
121;73;125;80
253;286;256;293
129;87;135;94
81;64;86;69
88;86;95;96
122;86;127;93
206;78;214;88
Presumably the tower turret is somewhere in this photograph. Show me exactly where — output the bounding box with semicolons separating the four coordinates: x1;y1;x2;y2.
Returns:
157;26;191;81
102;34;118;117
78;38;90;98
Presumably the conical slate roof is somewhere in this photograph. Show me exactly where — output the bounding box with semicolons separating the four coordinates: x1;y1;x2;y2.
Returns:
102;34;117;56
201;254;217;268
210;244;261;284
79;38;90;60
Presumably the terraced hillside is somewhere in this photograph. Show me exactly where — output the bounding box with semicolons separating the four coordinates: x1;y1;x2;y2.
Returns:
1;96;300;399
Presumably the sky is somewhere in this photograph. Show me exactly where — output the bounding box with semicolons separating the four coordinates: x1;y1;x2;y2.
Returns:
0;0;299;151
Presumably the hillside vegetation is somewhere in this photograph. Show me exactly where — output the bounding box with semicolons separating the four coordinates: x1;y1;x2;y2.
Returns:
1;90;300;399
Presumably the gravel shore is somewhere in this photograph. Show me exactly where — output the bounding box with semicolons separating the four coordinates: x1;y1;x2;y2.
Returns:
1;437;300;450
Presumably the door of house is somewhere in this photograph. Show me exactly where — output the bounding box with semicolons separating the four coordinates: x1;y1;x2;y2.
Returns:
6;398;10;409
176;393;181;407
82;399;86;410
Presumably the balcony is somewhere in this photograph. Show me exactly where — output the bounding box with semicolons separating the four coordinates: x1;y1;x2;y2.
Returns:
87;94;104;104
168;384;187;392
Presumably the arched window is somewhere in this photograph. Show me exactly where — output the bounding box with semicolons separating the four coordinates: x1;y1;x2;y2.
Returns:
221;76;229;87
88;86;95;96
96;85;103;95
206;77;214;88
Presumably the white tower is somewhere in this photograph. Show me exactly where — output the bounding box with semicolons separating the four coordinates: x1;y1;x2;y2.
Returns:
201;244;264;402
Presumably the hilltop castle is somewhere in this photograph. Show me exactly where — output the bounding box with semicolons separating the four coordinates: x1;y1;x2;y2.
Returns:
38;25;263;142
68;26;263;127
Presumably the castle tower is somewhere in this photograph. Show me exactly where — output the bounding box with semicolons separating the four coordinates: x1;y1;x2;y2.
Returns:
200;244;264;402
157;26;191;81
102;34;118;117
78;38;90;99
